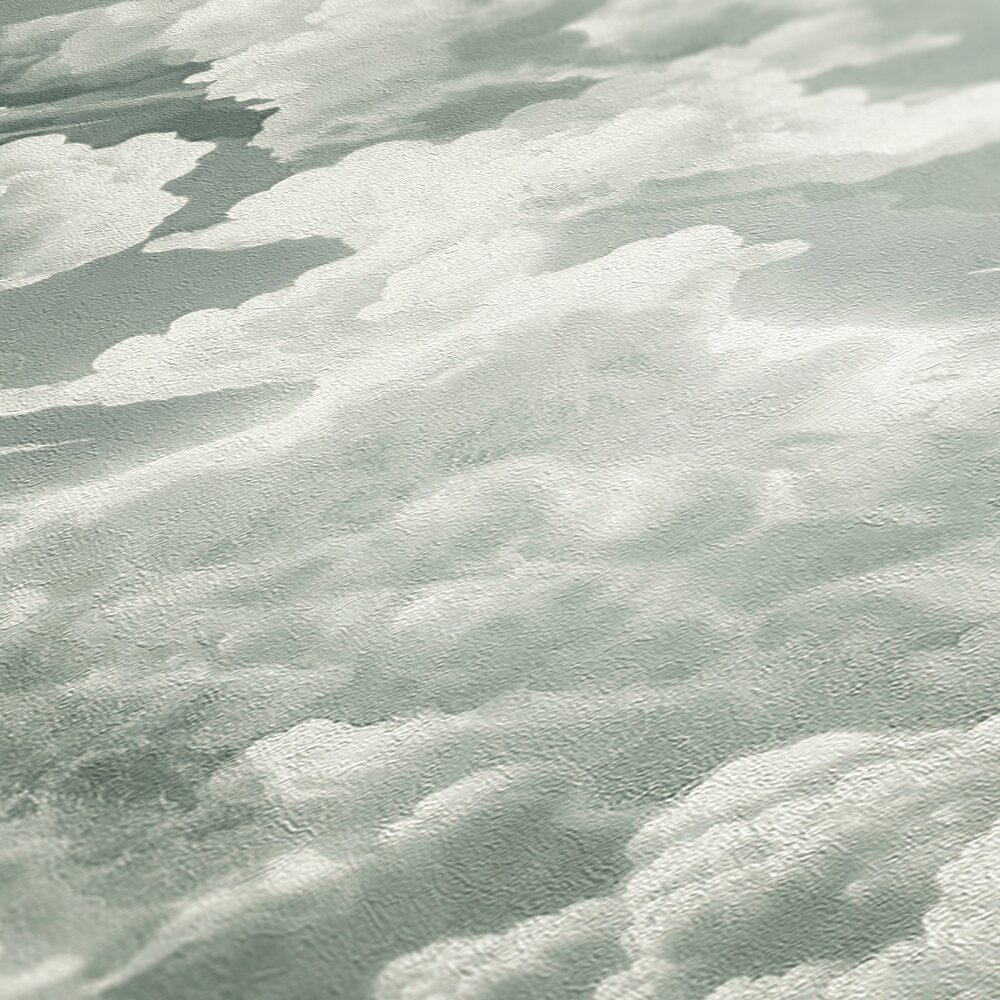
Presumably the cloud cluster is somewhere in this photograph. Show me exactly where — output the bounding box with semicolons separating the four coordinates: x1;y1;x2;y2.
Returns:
2;1;1000;997
7;263;992;990
5;29;1000;417
372;711;1000;1000
605;714;1000;999
0;0;594;158
0;0;962;158
146;58;1000;251
0;132;212;290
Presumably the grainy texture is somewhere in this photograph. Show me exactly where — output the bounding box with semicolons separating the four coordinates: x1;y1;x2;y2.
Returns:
2;2;1000;998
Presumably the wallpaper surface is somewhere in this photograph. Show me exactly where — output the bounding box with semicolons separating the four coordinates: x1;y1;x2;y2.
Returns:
2;1;1000;998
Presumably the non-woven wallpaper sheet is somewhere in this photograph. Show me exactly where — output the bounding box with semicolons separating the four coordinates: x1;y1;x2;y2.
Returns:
2;1;1000;998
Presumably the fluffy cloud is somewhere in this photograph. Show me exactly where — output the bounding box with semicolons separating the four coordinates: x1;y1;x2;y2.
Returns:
4;204;998;721
3;152;998;997
0;0;597;158
569;0;946;60
8;31;1000;416
814;821;1000;999
707;813;1000;999
179;0;949;159
73;745;626;997
374;897;623;1000
0;1;189;93
0;586;47;630
84;846;356;997
0;0;958;158
0;223;802;418
0;954;84;999
601;714;1000;998
176;0;531;158
368;712;1000;1000
0;132;212;290
147;49;1000;254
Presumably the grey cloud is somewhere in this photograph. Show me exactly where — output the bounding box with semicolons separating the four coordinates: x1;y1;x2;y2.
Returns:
0;132;213;290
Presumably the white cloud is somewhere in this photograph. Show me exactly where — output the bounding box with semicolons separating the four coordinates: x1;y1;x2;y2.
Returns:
0;132;212;290
16;27;998;411
375;896;622;1000
86;755;604;997
2;3;999;998
0;225;804;550
699;820;1000;998
0;0;959;159
362;711;1000;1000
1;0;593;158
204;685;690;823
743;9;957;78
817;818;1000;999
567;0;945;63
0;1;194;91
146;53;1000;253
595;712;1000;999
3;0;994;439
0;318;476;551
376;763;549;846
6;24;991;563
177;0;486;158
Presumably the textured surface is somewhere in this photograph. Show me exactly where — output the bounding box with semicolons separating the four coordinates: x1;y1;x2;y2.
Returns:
2;2;1000;998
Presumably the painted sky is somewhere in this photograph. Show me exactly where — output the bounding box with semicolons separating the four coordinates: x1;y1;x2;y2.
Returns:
2;1;1000;998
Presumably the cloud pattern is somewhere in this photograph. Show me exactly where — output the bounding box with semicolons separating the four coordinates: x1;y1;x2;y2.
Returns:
0;133;211;289
1;1;1000;998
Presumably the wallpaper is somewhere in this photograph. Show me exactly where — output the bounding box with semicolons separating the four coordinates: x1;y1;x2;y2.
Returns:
2;1;1000;998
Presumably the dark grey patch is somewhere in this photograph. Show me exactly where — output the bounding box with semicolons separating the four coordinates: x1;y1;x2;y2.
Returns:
153;139;298;239
0;57;186;109
452;0;604;69
0;63;271;148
